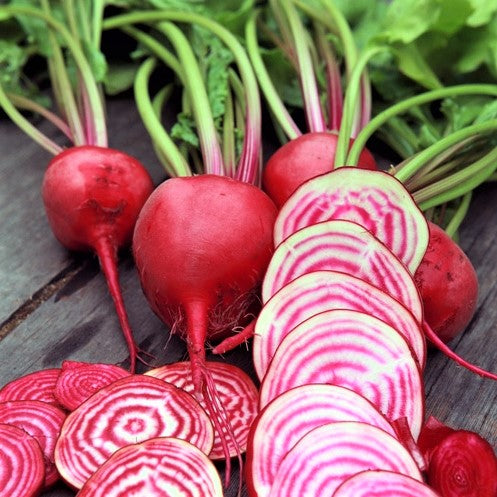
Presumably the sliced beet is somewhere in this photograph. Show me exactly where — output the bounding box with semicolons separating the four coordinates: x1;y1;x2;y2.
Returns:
54;374;214;489
427;430;497;497
261;219;423;322
333;470;441;496
0;368;61;406
145;361;259;459
0;400;66;488
54;360;130;411
77;437;224;497
267;421;422;497
259;309;424;439
273;167;429;273
0;423;45;497
246;384;397;497
253;269;425;380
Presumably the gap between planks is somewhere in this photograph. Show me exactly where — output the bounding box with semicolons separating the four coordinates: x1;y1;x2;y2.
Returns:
0;262;83;341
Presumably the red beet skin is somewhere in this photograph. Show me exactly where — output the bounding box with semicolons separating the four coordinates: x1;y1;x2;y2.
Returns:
262;131;377;208
414;221;479;344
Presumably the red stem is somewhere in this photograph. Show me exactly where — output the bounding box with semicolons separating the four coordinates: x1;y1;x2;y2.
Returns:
212;318;256;354
93;237;139;373
423;321;497;381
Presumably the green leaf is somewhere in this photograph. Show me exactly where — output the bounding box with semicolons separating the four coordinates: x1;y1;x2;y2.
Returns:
467;0;497;27
171;111;199;147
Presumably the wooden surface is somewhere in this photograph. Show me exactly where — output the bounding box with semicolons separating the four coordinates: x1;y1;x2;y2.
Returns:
1;96;496;496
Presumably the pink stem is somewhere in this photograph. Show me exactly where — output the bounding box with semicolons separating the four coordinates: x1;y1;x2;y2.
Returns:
93;237;139;373
212;319;256;354
423;321;497;381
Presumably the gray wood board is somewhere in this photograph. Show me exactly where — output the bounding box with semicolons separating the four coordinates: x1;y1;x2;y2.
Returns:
1;99;497;497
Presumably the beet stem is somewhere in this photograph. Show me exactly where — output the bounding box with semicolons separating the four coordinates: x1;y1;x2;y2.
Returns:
423;321;497;381
212;318;256;354
94;237;140;373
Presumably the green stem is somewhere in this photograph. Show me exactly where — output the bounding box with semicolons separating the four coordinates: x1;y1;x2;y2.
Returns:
2;4;107;147
91;0;105;49
334;45;387;168
283;0;326;132
134;57;191;177
412;145;497;209
245;10;301;140
103;9;262;184
445;193;472;238
395;120;497;183
120;25;185;82
348;84;497;166
157;21;224;176
0;83;63;155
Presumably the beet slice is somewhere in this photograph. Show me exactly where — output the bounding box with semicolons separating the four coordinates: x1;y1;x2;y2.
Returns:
54;374;214;489
77;437;224;497
0;423;45;497
259;309;424;439
54;360;130;411
253;270;425;380
333;470;441;496
145;361;259;459
0;400;66;488
427;430;497;497
262;219;423;322
267;421;422;497
273;167;429;273
0;368;61;406
246;384;397;497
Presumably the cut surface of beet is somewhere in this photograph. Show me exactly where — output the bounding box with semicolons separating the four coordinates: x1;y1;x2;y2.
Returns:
0;368;61;406
273;167;429;273
55;374;214;489
253;269;425;380
54;360;130;411
145;361;259;459
333;470;441;496
267;421;422;497
246;384;396;497
0;400;66;488
262;219;423;322
0;423;45;497
259;309;424;439
77;437;224;497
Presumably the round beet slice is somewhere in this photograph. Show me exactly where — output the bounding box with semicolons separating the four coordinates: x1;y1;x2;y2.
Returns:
0;423;45;497
253;269;425;380
262;219;423;322
55;374;214;489
77;437;224;497
333;470;441;496
145;361;258;459
273;167;429;273
259;309;424;439
267;421;422;497
246;384;397;497
54;360;130;411
0;400;66;488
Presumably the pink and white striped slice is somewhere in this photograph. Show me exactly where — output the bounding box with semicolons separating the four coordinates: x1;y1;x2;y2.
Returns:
55;375;214;489
253;270;425;380
333;470;441;496
145;361;259;459
0;368;61;407
0;423;45;497
274;167;429;273
262;220;423;322
77;437;223;497
0;400;66;488
259;309;424;439
267;421;422;497
54;361;130;411
246;384;396;497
